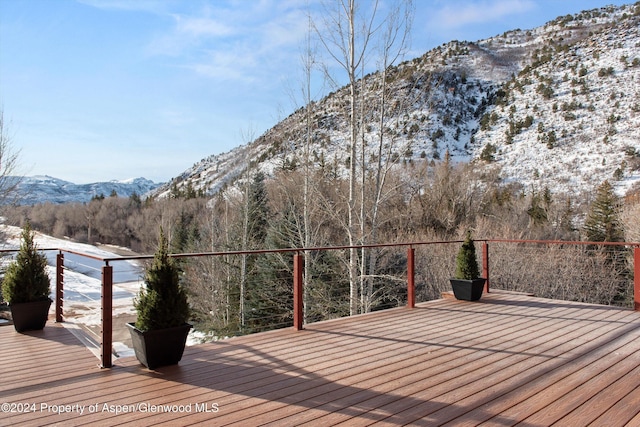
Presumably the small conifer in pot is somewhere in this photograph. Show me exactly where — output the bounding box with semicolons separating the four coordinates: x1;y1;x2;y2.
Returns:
2;222;52;332
128;228;191;369
134;228;189;331
450;231;485;301
454;231;480;280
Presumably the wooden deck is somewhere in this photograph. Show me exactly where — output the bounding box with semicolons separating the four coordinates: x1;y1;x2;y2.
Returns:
2;291;640;426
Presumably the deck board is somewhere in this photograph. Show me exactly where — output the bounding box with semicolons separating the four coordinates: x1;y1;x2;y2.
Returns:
2;292;640;426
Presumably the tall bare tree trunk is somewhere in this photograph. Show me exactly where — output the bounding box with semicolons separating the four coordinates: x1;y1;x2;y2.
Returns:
371;1;413;311
302;13;316;324
346;0;360;316
315;0;414;315
240;183;249;330
238;132;255;331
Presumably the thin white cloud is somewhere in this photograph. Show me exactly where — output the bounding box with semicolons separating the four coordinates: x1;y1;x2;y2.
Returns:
186;50;258;82
431;0;536;29
150;1;312;83
261;8;310;48
81;0;319;83
76;0;173;13
174;15;235;38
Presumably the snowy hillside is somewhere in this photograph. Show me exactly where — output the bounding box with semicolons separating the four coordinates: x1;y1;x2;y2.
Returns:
13;175;162;205
154;3;640;199
473;5;640;195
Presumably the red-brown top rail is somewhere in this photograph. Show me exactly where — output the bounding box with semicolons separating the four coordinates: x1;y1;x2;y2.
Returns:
2;239;639;369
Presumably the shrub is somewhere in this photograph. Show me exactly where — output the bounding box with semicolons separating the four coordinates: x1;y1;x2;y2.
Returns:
480;113;491;131
480;143;497;162
598;67;614;77
537;83;554;99
1;222;51;304
454;232;480;280
134;229;190;331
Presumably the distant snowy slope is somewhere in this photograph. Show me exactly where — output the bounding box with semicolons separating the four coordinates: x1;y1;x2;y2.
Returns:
12;175;163;205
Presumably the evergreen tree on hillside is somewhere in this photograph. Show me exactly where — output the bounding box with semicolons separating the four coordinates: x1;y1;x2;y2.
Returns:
583;180;623;242
172;210;200;253
239;171;270;333
247;172;269;249
527;187;553;227
247;206;350;331
583;180;629;305
246;208;297;333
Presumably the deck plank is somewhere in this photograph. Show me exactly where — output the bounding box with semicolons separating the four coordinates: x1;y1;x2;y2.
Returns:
555;363;640;425
2;292;640;426
266;304;615;427
435;311;640;426
361;310;639;426
107;299;549;426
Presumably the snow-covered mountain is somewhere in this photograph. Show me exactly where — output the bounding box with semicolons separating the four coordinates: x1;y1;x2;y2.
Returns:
12;176;162;205
154;3;640;200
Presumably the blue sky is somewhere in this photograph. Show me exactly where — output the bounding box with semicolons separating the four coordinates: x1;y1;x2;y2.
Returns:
0;0;631;184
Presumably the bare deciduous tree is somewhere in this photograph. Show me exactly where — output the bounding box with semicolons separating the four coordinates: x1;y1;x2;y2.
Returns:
315;0;375;315
0;110;23;213
315;0;414;315
622;198;640;243
360;0;413;312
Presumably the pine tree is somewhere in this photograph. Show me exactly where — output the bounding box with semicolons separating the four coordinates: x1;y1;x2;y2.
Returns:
247;172;269;248
248;206;350;330
238;171;270;333
171;210;199;253
247;209;296;332
527;194;548;226
583;180;628;305
583;181;624;242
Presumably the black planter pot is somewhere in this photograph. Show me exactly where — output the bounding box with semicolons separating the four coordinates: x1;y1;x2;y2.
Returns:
126;322;192;369
9;299;52;332
449;278;486;301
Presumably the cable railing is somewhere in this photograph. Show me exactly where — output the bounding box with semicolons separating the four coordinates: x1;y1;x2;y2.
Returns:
2;239;640;369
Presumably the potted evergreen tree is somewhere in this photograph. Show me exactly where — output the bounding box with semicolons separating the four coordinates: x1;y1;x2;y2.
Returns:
449;232;486;301
127;229;191;369
1;222;52;332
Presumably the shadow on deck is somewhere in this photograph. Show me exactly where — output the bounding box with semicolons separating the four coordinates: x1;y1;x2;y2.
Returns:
2;291;640;426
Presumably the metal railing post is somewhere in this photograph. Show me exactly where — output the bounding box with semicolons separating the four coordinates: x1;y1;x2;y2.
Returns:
101;264;113;368
407;247;415;308
55;252;64;322
482;242;490;293
635;247;640;311
293;253;304;330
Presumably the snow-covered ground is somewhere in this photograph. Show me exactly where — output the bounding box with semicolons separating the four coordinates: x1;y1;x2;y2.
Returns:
1;225;208;361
